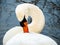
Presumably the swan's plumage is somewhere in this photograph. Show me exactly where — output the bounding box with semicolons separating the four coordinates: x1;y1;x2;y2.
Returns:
6;33;57;45
3;26;23;45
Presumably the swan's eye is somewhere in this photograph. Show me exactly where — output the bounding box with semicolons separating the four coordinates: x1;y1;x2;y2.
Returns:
27;16;32;24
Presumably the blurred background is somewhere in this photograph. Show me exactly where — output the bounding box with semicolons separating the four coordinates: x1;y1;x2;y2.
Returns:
0;0;60;45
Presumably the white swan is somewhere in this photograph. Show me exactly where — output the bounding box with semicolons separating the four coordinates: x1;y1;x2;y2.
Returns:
6;33;57;45
3;3;45;45
3;3;57;45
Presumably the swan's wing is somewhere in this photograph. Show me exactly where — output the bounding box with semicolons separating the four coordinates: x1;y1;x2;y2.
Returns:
5;33;57;45
3;26;23;45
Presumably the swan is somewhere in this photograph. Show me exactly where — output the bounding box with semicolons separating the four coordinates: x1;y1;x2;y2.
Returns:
3;3;57;45
3;3;45;45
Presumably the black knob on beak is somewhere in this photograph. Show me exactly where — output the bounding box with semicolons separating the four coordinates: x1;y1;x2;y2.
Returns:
20;16;27;27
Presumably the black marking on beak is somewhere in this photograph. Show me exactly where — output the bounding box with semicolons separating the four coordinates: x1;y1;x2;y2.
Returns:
20;16;27;27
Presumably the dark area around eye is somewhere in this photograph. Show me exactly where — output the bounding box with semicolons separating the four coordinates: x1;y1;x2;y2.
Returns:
20;16;27;27
27;16;32;24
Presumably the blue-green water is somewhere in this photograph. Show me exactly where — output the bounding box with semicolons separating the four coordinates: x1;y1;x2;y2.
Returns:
0;0;60;45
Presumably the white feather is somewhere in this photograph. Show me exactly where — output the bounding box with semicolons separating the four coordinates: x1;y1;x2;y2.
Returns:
6;33;57;45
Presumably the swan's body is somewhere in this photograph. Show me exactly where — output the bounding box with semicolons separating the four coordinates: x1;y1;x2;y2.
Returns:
6;33;57;45
3;26;23;45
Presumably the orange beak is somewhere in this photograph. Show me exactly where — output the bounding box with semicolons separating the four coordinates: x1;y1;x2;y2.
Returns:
23;22;29;33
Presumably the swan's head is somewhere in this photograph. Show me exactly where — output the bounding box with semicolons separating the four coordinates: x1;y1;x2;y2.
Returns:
20;16;29;33
15;3;45;33
20;16;27;27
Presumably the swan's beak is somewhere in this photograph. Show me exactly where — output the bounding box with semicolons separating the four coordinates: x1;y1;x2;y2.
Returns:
20;16;29;33
23;22;29;33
